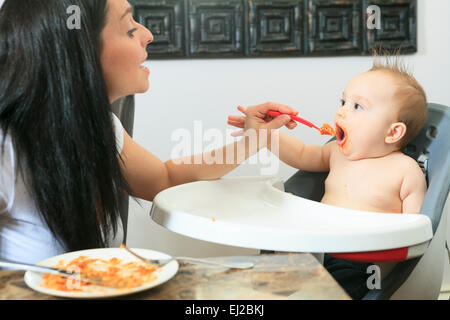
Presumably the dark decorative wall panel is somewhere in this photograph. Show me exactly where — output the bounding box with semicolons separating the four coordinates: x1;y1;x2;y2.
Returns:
307;0;362;54
189;0;245;57
133;0;186;57
363;0;417;53
130;0;417;59
248;0;304;56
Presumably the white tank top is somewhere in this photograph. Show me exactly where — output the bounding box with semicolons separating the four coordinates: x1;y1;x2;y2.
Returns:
0;113;125;265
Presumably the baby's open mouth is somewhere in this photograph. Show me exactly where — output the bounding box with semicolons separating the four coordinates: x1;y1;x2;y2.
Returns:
335;123;347;146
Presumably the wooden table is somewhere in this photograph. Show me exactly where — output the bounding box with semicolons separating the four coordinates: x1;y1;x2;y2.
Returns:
0;253;350;300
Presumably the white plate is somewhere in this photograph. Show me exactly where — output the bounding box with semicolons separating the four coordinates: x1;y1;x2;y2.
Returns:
24;248;178;299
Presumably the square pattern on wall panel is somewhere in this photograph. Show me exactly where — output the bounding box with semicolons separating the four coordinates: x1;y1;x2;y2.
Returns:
129;0;417;59
132;0;186;57
188;0;244;57
248;0;304;56
363;0;417;53
307;0;362;55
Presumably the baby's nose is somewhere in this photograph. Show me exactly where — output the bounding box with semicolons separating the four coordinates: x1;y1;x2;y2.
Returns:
336;108;346;119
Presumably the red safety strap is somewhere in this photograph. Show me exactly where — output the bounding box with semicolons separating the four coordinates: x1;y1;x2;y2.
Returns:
329;247;409;263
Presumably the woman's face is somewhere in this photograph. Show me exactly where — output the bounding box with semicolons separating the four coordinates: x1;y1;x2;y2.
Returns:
100;0;153;103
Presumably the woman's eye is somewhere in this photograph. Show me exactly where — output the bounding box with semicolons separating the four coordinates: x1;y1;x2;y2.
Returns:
354;104;363;110
128;28;137;38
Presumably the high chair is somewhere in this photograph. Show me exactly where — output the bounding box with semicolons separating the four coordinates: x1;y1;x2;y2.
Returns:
150;103;449;300
284;103;450;299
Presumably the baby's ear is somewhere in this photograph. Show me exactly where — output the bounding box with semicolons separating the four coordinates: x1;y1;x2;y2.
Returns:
385;122;407;145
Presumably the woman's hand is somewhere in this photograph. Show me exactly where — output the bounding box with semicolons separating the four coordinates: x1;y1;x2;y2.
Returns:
227;102;298;137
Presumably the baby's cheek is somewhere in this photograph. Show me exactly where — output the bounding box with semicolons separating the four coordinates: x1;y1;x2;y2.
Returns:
358;126;379;143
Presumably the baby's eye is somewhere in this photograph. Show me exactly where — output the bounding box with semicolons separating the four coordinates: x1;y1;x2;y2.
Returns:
340;99;345;107
354;104;363;110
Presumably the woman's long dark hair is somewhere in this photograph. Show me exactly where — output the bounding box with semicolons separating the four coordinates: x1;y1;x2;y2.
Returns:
0;0;129;251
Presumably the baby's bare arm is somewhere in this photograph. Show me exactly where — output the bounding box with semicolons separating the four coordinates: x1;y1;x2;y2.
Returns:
400;161;427;213
268;132;332;172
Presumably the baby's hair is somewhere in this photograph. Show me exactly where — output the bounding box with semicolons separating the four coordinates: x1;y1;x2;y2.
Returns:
369;48;427;150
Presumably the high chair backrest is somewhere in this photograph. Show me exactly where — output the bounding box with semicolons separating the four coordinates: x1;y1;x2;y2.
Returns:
404;103;450;233
364;103;450;300
111;95;135;243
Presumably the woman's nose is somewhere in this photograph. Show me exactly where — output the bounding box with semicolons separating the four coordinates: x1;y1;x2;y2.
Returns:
147;30;154;44
141;26;153;47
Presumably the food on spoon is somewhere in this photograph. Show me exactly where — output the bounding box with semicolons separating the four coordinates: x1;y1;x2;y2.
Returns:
41;255;158;292
319;123;336;136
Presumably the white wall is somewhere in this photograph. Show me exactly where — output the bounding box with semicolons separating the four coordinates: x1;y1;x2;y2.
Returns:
128;0;450;259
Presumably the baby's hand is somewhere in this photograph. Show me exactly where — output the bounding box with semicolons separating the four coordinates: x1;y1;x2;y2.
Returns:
227;102;298;137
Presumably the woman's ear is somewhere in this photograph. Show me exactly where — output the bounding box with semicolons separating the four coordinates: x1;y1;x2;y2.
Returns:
385;122;407;145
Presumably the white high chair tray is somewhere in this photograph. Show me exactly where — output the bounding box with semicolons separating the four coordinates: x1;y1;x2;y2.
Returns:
150;176;433;252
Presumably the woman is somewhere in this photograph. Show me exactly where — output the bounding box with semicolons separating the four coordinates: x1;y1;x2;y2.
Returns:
0;0;297;264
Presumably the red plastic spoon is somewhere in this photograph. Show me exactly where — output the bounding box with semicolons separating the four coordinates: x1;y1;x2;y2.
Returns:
267;110;335;136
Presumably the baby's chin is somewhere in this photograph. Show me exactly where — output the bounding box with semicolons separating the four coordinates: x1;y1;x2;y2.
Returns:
338;147;360;160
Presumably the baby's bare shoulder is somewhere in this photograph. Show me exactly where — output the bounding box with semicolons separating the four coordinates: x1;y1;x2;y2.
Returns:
393;152;422;170
384;152;424;181
393;153;426;186
396;153;427;203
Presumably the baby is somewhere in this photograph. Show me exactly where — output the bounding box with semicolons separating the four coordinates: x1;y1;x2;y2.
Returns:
319;58;427;214
232;57;428;214
229;59;428;299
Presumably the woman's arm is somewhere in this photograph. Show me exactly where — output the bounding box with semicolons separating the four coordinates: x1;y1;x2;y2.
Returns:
228;106;332;172
120;102;297;201
120;130;257;201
